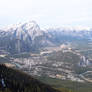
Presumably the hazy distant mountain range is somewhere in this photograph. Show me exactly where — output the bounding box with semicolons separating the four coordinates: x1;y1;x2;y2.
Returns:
0;21;92;54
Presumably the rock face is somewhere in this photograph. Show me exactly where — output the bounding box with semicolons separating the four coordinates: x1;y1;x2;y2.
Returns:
0;21;53;54
79;56;90;67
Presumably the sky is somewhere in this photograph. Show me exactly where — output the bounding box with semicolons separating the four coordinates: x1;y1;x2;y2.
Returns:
0;0;92;28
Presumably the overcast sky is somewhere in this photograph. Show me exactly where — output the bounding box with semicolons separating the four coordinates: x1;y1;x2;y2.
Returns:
0;0;92;28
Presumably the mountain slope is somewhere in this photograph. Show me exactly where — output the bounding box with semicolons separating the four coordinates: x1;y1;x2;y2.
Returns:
0;64;61;92
0;21;92;54
0;21;53;54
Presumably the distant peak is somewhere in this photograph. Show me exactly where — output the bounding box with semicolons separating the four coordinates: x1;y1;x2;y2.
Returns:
1;20;39;31
47;26;91;32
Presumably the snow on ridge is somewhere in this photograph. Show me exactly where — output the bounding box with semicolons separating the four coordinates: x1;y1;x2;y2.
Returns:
47;26;91;32
0;20;91;33
0;20;39;32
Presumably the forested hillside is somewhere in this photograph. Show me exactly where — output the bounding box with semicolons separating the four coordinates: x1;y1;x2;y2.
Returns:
0;64;60;92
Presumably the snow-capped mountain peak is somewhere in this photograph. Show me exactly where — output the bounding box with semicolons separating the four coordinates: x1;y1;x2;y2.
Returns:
2;21;38;30
47;26;91;32
0;20;92;54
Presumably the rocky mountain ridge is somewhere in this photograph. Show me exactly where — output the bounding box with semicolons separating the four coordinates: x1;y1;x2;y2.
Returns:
0;21;92;54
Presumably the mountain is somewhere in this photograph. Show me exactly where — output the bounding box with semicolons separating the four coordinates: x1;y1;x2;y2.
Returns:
0;21;92;54
0;64;61;92
47;27;92;43
0;21;53;54
0;21;92;92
